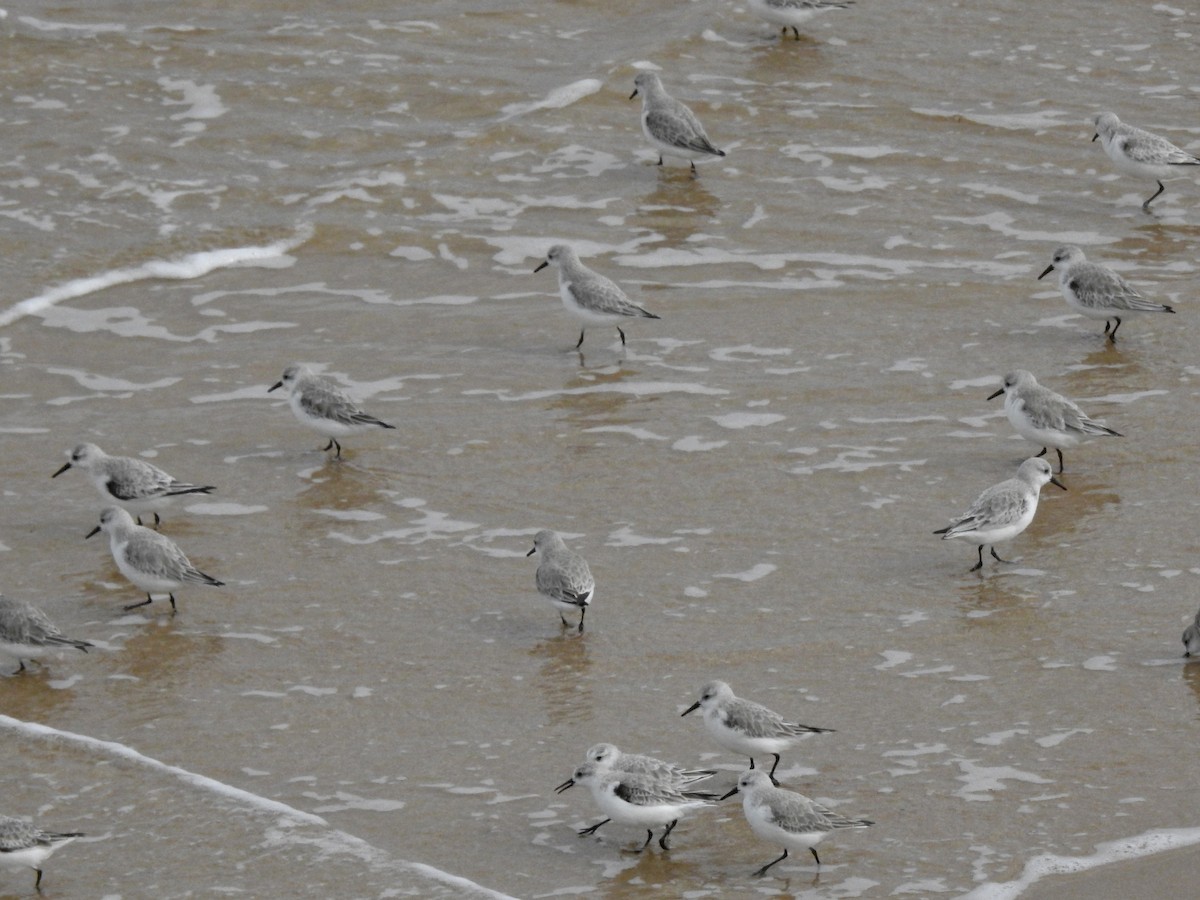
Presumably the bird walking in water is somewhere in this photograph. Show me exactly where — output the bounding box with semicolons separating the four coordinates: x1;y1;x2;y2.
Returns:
269;364;396;458
526;530;594;632
0;815;84;891
746;0;855;40
1091;111;1200;209
630;72;726;173
0;595;92;675
534;244;659;349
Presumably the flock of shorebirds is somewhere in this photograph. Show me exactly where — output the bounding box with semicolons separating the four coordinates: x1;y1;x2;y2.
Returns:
6;0;1200;888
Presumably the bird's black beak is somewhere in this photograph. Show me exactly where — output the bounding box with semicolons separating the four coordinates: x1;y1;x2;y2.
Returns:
268;381;283;393
85;525;101;540
1037;264;1054;281
52;461;72;478
986;387;1004;401
681;701;700;717
629;88;639;100
533;261;548;274
526;546;536;557
718;785;739;801
1091;133;1099;142
555;778;576;794
1050;477;1067;491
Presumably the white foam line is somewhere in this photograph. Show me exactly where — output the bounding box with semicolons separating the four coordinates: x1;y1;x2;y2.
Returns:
0;714;518;900
0;226;313;329
962;826;1200;900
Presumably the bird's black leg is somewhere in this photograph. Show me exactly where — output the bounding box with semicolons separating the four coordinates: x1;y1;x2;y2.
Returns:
658;819;679;850
1035;447;1048;459
969;545;985;572
1143;181;1165;209
1108;317;1122;342
168;593;178;613
657;155;664;166
810;846;822;865
690;161;697;174
617;327;627;346
755;849;789;877
768;753;782;786
135;515;144;526
578;818;610;836
35;867;44;890
124;594;154;610
1055;448;1065;473
990;547;1010;564
791;26;801;39
153;512;162;529
575;330;586;349
577;606;586;633
638;829;654;851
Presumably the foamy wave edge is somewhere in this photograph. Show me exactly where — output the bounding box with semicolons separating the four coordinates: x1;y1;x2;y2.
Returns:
0;713;517;900
0;225;314;329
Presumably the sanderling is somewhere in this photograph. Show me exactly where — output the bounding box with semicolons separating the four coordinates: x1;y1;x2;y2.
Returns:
720;770;873;874
1183;607;1200;658
555;761;714;851
268;364;396;458
0;815;84;891
629;72;726;173
934;457;1065;572
533;244;660;349
0;595;92;675
681;680;834;784
576;743;716;836
1091;111;1200;209
1038;245;1175;342
746;0;854;40
52;442;215;528
85;506;223;612
987;370;1121;473
526;530;594;632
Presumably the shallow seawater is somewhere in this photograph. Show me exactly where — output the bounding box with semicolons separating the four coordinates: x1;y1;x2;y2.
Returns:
3;1;1200;897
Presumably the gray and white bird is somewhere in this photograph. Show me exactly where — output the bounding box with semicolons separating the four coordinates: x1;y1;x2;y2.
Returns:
526;530;595;632
1183;607;1200;659
0;815;84;891
555;761;714;852
629;72;726;173
934;458;1065;572
682;680;834;784
1091;111;1200;209
720;770;873;875
52;442;215;528
577;743;716;839
1038;245;1175;342
269;364;396;458
0;595;92;675
987;370;1121;473
746;0;854;40
533;244;659;349
85;506;223;612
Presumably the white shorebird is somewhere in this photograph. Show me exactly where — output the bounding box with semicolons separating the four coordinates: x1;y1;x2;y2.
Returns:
0;595;92;675
52;442;215;528
85;506;223;612
988;370;1121;473
526;530;594;632
746;0;854;40
721;770;873;875
268;364;396;458
934;458;1065;572
1037;245;1175;342
578;743;716;838
1091;111;1200;209
555;761;714;851
629;72;726;173
1183;608;1200;659
681;680;834;784
0;815;84;891
533;244;659;349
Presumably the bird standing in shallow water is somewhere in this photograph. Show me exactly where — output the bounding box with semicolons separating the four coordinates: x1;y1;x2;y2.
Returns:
86;506;224;612
1091;111;1200;209
1038;245;1175;342
269;364;395;458
721;770;873;875
533;244;659;349
682;680;834;783
629;72;726;173
0;595;92;675
988;369;1121;473
526;530;594;632
0;815;84;891
52;442;215;528
934;457;1066;572
746;0;855;40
